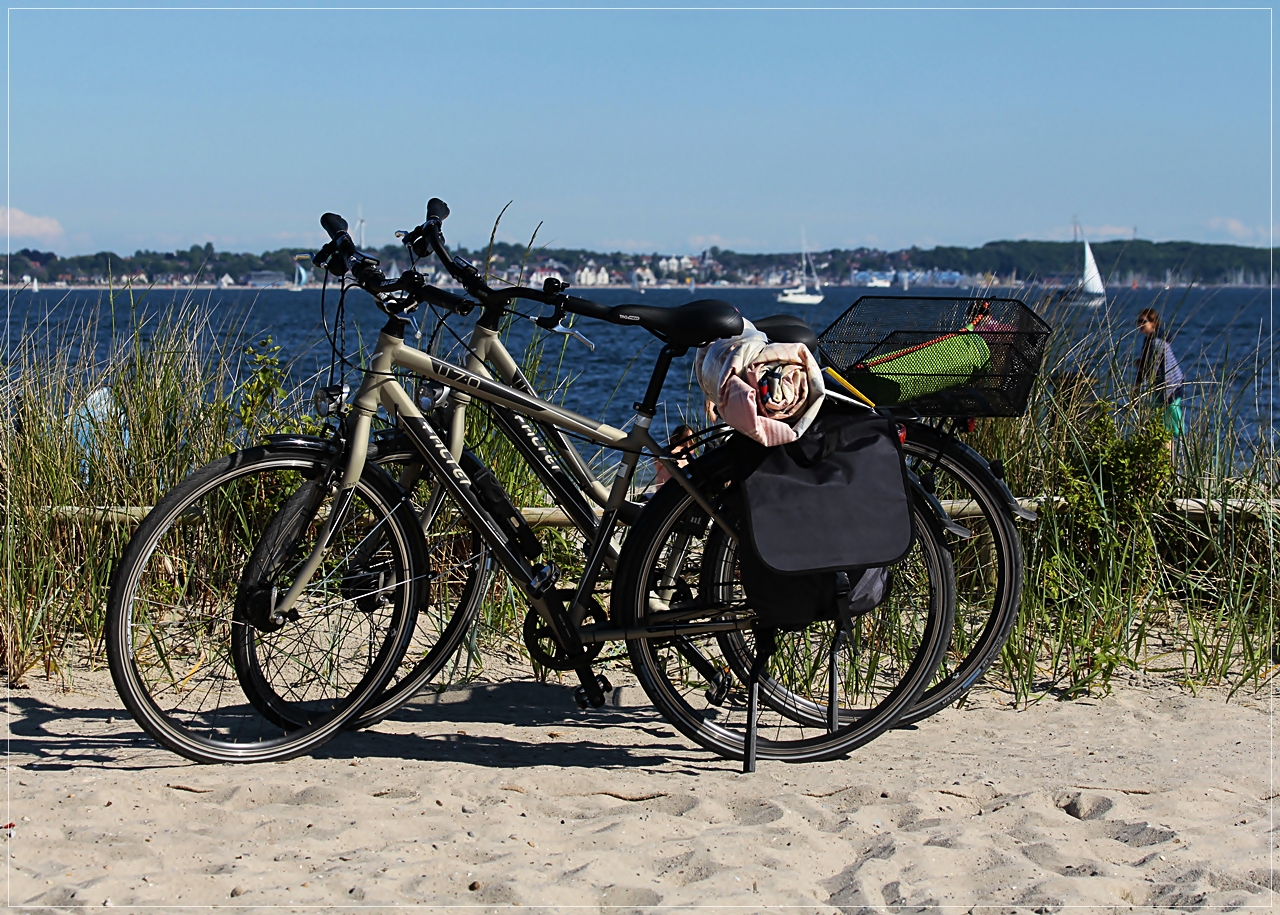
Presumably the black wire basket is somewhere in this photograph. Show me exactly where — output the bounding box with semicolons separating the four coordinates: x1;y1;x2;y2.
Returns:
817;296;1052;417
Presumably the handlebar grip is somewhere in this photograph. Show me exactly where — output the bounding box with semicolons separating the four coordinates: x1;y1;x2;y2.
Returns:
320;213;349;240
422;286;475;315
563;295;611;322
426;198;450;221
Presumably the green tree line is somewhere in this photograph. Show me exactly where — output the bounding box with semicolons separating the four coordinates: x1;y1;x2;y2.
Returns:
6;237;1275;286
907;239;1276;284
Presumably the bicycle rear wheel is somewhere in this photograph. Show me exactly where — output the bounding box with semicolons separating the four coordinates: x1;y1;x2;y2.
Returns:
898;425;1024;724
106;441;421;763
612;445;954;763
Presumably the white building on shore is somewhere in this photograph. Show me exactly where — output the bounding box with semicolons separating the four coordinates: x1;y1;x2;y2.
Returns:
528;268;564;288
574;262;610;286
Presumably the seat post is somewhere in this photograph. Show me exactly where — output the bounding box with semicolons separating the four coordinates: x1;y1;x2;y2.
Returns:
635;344;687;416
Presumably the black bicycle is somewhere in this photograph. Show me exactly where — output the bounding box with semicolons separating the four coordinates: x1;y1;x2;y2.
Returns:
755;296;1050;722
107;202;958;767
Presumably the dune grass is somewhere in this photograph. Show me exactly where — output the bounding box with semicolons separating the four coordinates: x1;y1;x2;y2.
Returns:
2;288;1273;703
969;293;1275;699
0;287;310;683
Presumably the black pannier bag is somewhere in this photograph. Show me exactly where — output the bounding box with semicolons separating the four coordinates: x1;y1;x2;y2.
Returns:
728;408;914;631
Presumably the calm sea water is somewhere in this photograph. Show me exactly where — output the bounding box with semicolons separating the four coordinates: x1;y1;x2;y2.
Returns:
6;284;1273;440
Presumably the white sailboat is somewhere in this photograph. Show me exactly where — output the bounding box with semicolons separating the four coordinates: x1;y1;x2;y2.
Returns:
1079;239;1106;307
776;231;825;305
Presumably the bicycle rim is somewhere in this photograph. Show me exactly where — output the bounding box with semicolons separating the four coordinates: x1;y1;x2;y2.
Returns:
616;449;954;763
106;444;419;763
899;430;1024;724
350;461;492;727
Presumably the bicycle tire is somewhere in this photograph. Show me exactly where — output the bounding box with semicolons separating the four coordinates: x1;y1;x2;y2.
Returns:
612;444;955;763
106;441;421;763
897;425;1024;724
348;437;492;727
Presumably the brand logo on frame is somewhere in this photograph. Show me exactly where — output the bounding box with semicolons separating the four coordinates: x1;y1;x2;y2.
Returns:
402;416;470;487
432;361;485;391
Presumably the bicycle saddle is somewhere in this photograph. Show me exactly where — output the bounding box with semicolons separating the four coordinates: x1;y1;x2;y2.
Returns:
754;314;819;355
610;299;744;348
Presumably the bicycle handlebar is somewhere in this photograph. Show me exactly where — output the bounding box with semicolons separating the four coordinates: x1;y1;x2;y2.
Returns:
409;198;622;325
312;211;474;316
312;201;615;323
320;212;349;239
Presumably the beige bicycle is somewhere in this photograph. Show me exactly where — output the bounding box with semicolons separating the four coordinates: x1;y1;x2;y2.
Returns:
107;201;955;768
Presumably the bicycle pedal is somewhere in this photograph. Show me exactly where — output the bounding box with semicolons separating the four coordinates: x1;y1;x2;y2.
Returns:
573;673;612;710
704;668;731;707
573;684;604;709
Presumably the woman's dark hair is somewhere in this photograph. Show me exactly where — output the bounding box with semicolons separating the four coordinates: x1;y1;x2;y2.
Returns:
1137;307;1160;329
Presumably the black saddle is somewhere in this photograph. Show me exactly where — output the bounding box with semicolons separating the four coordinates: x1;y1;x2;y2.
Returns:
610;299;744;348
753;314;819;355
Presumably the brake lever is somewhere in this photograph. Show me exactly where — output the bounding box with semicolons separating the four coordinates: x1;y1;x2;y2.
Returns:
548;322;595;352
533;303;595;352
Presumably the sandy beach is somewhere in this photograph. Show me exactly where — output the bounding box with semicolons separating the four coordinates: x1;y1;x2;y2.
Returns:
5;662;1274;912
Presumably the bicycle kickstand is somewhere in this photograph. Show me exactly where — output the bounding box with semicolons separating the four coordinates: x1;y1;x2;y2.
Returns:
744;627;778;774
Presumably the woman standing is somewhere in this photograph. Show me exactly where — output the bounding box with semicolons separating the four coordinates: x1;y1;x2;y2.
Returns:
1134;307;1185;456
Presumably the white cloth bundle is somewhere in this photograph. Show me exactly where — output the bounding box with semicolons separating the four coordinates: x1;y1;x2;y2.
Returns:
693;319;825;446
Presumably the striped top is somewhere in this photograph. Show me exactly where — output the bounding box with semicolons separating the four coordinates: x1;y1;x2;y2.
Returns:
1136;333;1185;404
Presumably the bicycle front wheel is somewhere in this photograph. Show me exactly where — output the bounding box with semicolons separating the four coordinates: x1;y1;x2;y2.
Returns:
349;437;493;728
612;445;954;763
106;441;422;763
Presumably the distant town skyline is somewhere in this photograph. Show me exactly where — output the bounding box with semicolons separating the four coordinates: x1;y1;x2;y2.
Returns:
6;5;1271;257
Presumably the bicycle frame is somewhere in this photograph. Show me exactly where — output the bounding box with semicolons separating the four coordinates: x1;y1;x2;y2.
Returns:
454;323;621;545
273;316;741;668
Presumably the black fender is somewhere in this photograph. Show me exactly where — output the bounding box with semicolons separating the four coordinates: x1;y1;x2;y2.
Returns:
907;469;972;541
901;423;1037;524
943;437;1037;522
262;432;340;454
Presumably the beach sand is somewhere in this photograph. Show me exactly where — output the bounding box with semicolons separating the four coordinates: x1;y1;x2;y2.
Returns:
5;662;1274;912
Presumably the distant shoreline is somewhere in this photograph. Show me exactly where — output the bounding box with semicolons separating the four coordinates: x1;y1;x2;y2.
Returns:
3;281;1268;293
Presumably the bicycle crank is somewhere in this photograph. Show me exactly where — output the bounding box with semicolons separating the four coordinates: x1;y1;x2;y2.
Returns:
523;589;606;671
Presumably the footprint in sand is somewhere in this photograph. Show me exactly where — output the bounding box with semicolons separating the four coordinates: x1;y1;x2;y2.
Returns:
1055;790;1113;820
287;786;342;807
637;793;697;817
656;849;724;887
821;839;896;907
1056;790;1175;849
1020;840;1109;877
1103;820;1176;847
599;884;662;907
725;797;785;826
371;786;419;800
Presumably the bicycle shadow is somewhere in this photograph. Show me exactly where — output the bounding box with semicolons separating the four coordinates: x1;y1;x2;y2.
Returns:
4;692;188;772
371;677;652;728
315;727;713;772
4;679;724;774
317;679;722;772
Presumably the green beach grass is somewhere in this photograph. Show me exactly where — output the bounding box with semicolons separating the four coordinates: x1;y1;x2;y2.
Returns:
2;288;1274;703
969;295;1276;699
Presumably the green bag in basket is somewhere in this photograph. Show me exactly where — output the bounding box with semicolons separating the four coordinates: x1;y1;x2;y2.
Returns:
851;331;991;404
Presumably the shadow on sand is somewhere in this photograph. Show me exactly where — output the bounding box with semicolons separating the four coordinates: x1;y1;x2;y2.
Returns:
5;678;722;774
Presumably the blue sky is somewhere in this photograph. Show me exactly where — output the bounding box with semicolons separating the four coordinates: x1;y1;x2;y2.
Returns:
5;3;1272;256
